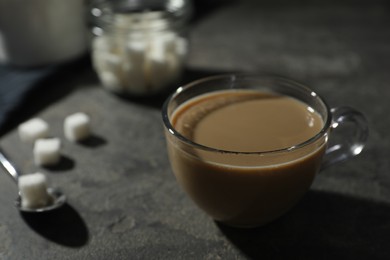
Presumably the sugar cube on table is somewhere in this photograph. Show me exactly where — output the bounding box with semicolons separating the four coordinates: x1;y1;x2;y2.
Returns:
64;112;91;142
33;138;61;166
18;118;49;143
18;172;50;209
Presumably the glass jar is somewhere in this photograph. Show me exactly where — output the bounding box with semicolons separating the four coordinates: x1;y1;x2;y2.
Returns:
90;0;192;96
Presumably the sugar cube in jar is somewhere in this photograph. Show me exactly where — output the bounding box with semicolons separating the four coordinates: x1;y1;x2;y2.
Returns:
90;0;192;96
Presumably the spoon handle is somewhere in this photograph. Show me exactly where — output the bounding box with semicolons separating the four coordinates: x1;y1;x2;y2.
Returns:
0;147;20;183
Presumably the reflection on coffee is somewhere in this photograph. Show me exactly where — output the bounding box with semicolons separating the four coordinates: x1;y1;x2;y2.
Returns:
167;89;327;227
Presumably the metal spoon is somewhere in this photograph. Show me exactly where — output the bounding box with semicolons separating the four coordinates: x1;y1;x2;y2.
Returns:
0;147;66;212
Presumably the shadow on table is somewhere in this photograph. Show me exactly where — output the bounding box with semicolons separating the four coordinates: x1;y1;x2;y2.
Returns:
21;203;89;247
217;190;390;259
79;134;108;149
43;155;76;172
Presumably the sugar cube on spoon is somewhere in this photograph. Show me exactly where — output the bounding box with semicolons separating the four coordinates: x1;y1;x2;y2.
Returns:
18;172;51;209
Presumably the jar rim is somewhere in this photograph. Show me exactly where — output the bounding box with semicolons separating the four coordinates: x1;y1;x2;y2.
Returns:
90;0;192;33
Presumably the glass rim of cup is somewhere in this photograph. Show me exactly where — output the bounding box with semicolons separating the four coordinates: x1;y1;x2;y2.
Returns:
162;73;333;155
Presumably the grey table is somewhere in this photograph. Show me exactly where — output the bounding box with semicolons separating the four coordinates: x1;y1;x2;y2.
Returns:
0;0;389;259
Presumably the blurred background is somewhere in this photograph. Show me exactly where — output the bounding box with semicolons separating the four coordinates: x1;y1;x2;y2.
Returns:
0;0;388;137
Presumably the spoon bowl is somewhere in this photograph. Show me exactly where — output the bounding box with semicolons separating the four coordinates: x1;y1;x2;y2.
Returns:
0;147;66;212
16;188;67;213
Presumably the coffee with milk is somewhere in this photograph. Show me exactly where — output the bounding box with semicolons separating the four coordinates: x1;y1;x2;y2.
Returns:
167;89;326;227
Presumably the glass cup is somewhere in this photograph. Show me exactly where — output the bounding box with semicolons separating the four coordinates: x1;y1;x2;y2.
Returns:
162;74;368;228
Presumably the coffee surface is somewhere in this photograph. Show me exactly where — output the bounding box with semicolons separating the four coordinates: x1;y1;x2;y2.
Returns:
172;90;324;152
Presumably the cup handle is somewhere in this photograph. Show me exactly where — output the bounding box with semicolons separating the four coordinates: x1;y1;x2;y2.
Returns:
321;106;369;169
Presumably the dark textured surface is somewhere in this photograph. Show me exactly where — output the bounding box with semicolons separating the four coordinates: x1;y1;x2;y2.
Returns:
1;0;390;259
